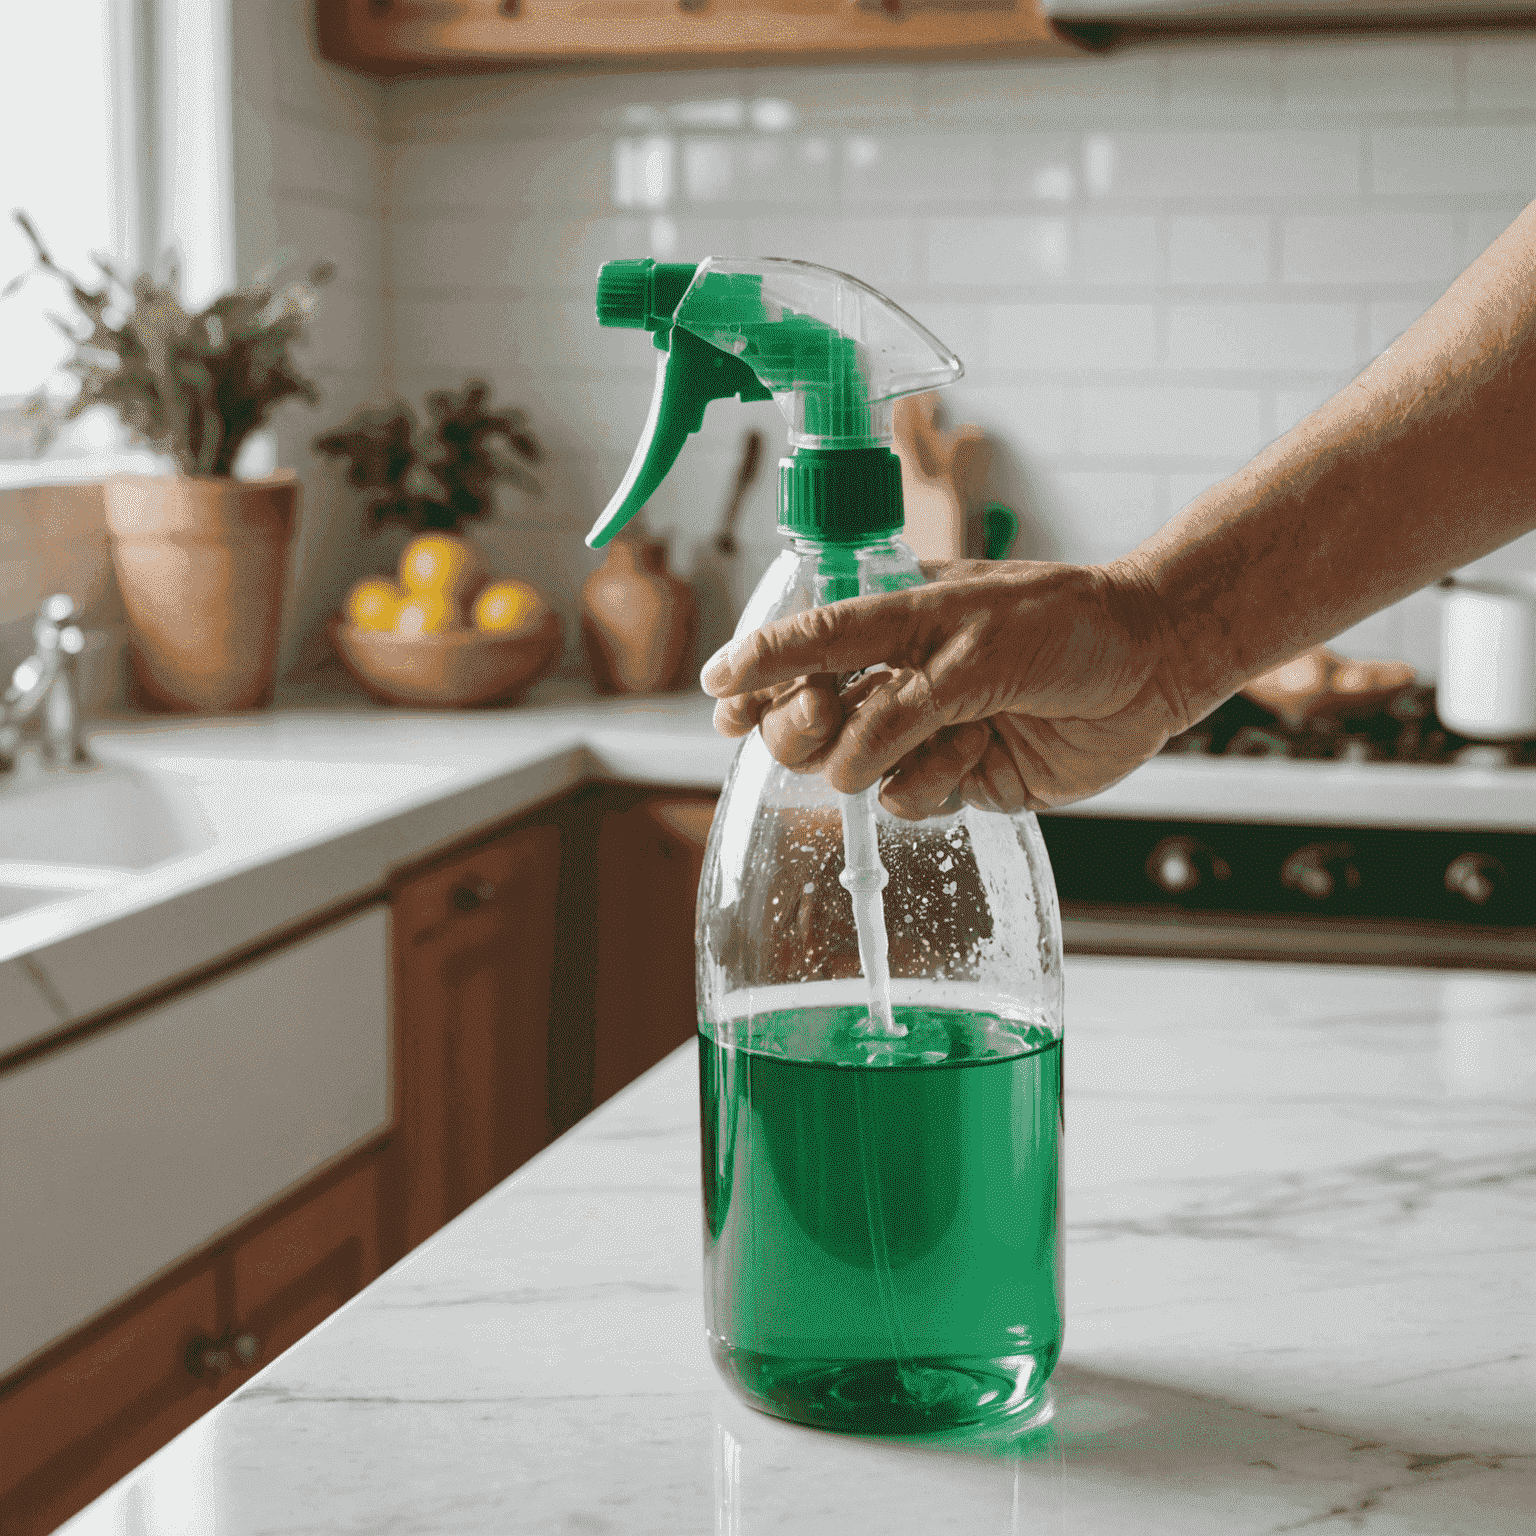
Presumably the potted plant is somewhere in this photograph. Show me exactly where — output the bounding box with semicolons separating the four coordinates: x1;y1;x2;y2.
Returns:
313;381;561;708
5;211;332;712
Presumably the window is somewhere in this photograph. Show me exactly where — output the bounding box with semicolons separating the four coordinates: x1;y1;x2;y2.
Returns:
0;0;141;465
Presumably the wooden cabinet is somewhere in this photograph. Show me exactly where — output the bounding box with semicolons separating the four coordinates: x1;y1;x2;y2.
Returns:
317;0;1073;76
391;820;563;1252
0;784;702;1534
592;794;715;1107
0;1150;386;1536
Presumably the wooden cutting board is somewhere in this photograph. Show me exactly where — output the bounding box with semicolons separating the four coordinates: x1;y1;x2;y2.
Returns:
892;393;992;563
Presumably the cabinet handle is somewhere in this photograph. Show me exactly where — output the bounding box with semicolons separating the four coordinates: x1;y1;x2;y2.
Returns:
186;1331;262;1378
450;879;497;913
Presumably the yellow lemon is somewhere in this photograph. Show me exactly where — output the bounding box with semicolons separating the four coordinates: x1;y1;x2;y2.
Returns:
473;580;543;636
345;577;404;632
393;591;456;636
398;534;484;604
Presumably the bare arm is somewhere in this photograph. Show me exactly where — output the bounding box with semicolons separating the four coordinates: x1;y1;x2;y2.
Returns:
701;200;1536;818
1134;197;1536;725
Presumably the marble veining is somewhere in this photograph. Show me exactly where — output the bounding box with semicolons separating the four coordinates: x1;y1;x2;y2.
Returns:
59;956;1535;1534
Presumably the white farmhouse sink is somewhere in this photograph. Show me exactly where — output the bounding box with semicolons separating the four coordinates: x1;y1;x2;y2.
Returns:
0;764;216;869
0;755;458;925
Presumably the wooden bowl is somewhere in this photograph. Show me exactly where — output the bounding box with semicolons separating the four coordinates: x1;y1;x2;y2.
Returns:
329;611;563;708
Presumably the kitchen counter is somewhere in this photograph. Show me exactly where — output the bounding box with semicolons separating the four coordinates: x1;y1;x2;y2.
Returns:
59;954;1536;1535
9;681;1536;1060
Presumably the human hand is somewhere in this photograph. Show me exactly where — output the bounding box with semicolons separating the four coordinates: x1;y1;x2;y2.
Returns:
699;560;1191;820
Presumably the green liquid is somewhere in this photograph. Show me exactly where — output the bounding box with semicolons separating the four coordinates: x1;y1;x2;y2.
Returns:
700;1004;1063;1436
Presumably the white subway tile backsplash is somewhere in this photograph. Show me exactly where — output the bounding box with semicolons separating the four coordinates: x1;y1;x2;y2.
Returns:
1086;130;1360;199
746;67;919;127
393;298;525;373
745;216;916;291
925;217;1069;286
1279;41;1458;114
1165;46;1280;120
1462;205;1527;265
1075;215;1159;286
1371;126;1536;195
390;135;612;215
367;35;1536;676
685;135;837;205
1166;215;1271;286
267;119;382;211
1167;302;1359;371
989;304;1158;372
949;384;1074;459
1281;211;1458;287
1463;39;1536;110
932;216;1160;290
919;56;1165;129
1035;470;1166;565
1167;469;1232;513
843;134;995;204
903;302;989;372
1366;298;1431;357
996;134;1082;201
1077;385;1266;460
1272;378;1358;437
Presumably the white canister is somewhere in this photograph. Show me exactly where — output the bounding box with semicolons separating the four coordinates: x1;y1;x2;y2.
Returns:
1438;575;1536;739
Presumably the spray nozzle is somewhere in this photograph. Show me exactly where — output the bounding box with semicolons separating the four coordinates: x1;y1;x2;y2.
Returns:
587;261;772;548
587;257;962;549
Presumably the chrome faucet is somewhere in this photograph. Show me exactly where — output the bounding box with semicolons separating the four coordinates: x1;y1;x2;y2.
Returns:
0;595;90;774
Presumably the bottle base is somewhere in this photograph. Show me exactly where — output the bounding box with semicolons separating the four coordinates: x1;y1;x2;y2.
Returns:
710;1338;1059;1437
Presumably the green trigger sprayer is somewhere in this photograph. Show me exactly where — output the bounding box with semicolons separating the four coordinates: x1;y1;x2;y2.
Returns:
591;257;1066;1438
585;256;961;553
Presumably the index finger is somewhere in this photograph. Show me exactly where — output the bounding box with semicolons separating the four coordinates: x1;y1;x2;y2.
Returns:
699;591;923;698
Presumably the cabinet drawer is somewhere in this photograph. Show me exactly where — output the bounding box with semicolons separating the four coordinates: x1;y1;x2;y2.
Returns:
0;1264;220;1536
0;908;391;1379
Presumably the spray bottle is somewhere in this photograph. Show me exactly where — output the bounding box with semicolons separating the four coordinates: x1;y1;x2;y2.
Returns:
590;257;1064;1436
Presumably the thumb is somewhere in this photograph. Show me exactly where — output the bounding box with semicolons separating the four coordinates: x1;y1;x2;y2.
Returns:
700;590;921;698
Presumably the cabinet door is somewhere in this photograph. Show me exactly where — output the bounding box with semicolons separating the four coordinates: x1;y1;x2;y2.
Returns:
593;795;716;1107
0;1264;221;1536
318;0;1068;74
231;1152;386;1370
0;907;390;1382
393;821;562;1252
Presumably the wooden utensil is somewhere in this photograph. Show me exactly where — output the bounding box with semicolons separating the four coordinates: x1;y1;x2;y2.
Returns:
892;393;991;563
691;431;765;665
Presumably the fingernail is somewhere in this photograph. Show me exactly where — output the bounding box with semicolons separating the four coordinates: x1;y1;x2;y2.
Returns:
700;643;733;695
793;690;820;730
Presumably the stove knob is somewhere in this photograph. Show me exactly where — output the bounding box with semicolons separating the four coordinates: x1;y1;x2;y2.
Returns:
1281;842;1360;901
1445;852;1502;907
1147;836;1230;895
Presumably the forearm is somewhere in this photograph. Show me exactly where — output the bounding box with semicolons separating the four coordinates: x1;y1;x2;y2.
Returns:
1119;197;1536;727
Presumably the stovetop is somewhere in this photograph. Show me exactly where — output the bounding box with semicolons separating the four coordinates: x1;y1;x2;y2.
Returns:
1161;684;1536;768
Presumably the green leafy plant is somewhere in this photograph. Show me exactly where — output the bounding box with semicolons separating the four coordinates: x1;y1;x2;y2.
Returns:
312;380;543;533
4;210;332;476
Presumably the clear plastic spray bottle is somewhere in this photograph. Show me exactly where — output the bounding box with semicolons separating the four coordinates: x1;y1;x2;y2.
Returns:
590;257;1064;1436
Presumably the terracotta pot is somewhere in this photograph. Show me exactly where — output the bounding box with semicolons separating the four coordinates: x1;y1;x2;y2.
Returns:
581;534;696;694
102;473;296;713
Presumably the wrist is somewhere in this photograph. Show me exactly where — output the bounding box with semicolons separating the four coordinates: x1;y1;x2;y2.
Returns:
1099;552;1214;734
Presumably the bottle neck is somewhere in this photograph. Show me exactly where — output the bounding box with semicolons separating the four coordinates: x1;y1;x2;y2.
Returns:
789;535;914;607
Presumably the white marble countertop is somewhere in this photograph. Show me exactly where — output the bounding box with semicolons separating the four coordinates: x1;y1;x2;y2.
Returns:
60;954;1536;1535
8;677;1536;1061
0;689;737;1056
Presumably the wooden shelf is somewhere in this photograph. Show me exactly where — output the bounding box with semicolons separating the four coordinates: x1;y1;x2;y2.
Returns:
317;0;1077;77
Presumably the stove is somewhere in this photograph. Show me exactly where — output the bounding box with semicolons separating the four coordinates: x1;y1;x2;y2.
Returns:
1037;686;1536;970
1158;683;1536;768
